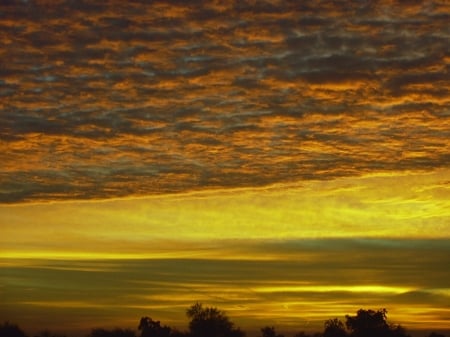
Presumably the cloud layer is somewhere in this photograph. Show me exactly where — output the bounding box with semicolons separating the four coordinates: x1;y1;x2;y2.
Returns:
1;239;450;334
1;0;449;202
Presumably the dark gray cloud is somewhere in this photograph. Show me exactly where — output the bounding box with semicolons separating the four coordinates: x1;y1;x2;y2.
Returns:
1;0;449;202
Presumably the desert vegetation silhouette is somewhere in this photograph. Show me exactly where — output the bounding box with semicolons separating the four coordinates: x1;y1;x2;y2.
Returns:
0;304;447;337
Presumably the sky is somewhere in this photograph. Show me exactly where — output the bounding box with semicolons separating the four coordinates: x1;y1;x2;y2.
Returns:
1;0;450;336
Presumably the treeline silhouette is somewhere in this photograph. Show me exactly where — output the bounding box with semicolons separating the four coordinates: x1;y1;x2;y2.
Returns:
0;303;447;337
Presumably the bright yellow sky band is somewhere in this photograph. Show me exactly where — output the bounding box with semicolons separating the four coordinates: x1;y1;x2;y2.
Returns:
1;169;449;260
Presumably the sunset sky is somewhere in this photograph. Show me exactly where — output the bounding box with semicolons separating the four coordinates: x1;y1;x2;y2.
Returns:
1;0;449;336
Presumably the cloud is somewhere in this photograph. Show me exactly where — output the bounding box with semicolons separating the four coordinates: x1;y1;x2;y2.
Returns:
1;238;449;332
1;3;449;334
1;1;449;202
1;171;449;257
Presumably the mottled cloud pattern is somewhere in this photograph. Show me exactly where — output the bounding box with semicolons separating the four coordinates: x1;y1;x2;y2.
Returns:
1;0;449;202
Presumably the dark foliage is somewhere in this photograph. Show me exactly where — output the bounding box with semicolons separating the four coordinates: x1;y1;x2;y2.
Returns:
34;330;67;337
88;328;136;337
345;309;410;337
323;318;347;337
0;321;27;337
138;317;171;337
293;333;322;337
186;303;245;337
1;306;446;337
260;326;284;337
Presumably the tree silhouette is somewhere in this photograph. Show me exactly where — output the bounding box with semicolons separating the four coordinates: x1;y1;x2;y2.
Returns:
1;305;445;337
345;309;389;337
323;318;347;337
0;321;28;337
186;303;245;337
138;317;171;337
260;326;284;337
345;309;409;337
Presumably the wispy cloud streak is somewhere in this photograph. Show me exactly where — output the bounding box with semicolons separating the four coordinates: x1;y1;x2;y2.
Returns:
1;239;449;333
